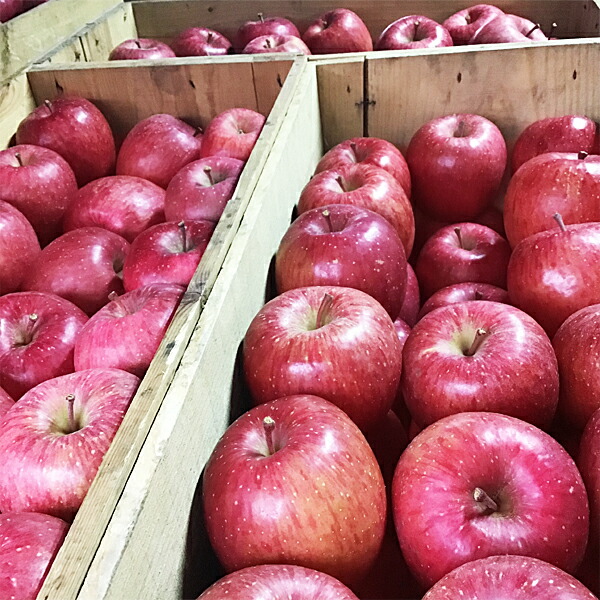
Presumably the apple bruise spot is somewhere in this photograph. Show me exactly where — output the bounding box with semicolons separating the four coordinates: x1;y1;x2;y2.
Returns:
263;416;276;456
463;327;489;356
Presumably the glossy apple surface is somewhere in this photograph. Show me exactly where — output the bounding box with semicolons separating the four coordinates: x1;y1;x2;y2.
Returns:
0;291;88;400
471;13;547;43
398;263;420;327
243;34;311;54
0;0;23;22
402;301;558;428
275;204;407;319
0;368;140;519
202;395;386;586
406;113;507;222
235;14;301;52
63;175;165;242
0;144;78;245
442;4;505;45
22;227;129;316
302;9;373;54
16;97;116;187
393;412;589;587
74;283;184;377
0;512;69;600
115;113;203;189
419;282;508;318
423;555;598;600
298;163;415;257
375;15;453;50
108;38;176;60
243;286;402;432
171;27;232;57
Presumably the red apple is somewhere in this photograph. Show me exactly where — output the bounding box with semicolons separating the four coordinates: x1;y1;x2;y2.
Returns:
202;394;386;586
419;282;508;319
504;152;600;247
197;565;359;600
108;38;176;60
164;156;244;223
0;512;69;600
122;220;214;292
115;113;203;189
0;144;78;245
22;227;129;316
375;15;453;50
63;175;165;242
302;9;373;54
314;137;411;197
423;555;598;600
402;301;559;428
171;27;232;57
0;291;88;401
16;97;116;187
235;13;301;52
393;412;589;587
442;4;505;45
199;108;265;162
242;34;311;54
0;200;40;294
415;223;511;298
397;263;420;327
0;368;140;519
0;386;14;417
471;13;548;43
406;113;507;222
275;205;407;319
507;217;600;337
243;286;402;432
298;163;415;257
507;14;549;40
74;283;184;377
0;0;23;22
391;316;412;430
511;115;598;173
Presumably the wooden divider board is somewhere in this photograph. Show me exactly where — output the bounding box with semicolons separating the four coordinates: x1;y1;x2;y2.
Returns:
29;55;304;600
0;73;35;148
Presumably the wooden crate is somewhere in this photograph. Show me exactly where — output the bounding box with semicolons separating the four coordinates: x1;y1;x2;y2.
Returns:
28;38;600;600
38;0;600;66
6;55;306;600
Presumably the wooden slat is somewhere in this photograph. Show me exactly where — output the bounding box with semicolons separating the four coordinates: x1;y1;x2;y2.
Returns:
34;56;302;600
0;73;35;148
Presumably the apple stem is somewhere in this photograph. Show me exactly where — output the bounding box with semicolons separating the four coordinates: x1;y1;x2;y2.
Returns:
207;32;213;43
14;152;23;167
108;291;119;302
322;209;333;232
316;293;334;329
203;165;214;186
257;12;264;23
474;290;483;301
195;126;203;138
263;416;276;455
473;487;499;513
134;39;141;49
578;150;589;160
349;141;357;157
178;220;188;252
336;175;346;193
464;328;489;356
526;23;541;38
454;227;464;249
43;99;52;114
455;120;469;138
265;37;272;49
550;22;558;36
553;213;567;232
66;394;77;433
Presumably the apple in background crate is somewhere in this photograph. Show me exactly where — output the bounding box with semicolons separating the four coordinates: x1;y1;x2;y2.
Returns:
375;16;453;50
171;27;232;57
471;13;548;44
302;9;373;54
443;4;504;45
235;13;301;53
108;38;176;60
242;34;311;55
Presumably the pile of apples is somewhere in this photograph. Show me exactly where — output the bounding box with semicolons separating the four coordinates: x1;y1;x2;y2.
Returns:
195;114;600;599
0;96;265;599
0;0;47;23
108;3;555;60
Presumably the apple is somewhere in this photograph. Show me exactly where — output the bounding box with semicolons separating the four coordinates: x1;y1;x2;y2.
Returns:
0;144;78;246
199;107;265;162
0;200;40;294
122;219;214;292
202;394;386;586
63;175;165;242
0;386;14;417
0;368;140;519
507;14;549;40
164;156;244;223
171;27;232;57
16;96;116;187
507;217;600;337
511;115;598;173
74;283;184;377
391;316;412;429
375;15;453;50
242;34;311;55
243;286;402;432
0;291;88;401
314;137;411;197
415;223;511;298
275;205;407;319
442;4;505;45
0;512;69;600
298;163;415;257
108;38;176;60
197;564;359;600
393;411;589;587
402;301;559;429
302;9;373;54
419;282;508;319
22;227;129;316
422;555;598;600
397;263;420;327
406;113;507;222
471;13;548;43
235;13;301;52
504;152;600;247
115;113;203;189
0;0;23;22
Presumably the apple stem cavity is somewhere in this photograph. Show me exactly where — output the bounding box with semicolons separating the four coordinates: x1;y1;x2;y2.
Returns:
454;227;464;249
263;416;276;455
464;328;489;356
578;150;589;160
553;213;567;232
349;141;357;159
316;293;334;329
65;394;77;434
207;32;213;43
454;120;469;138
14;152;23;167
203;165;214;186
474;290;483;301
473;487;499;513
178;220;188;252
526;23;541;38
336;175;347;193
